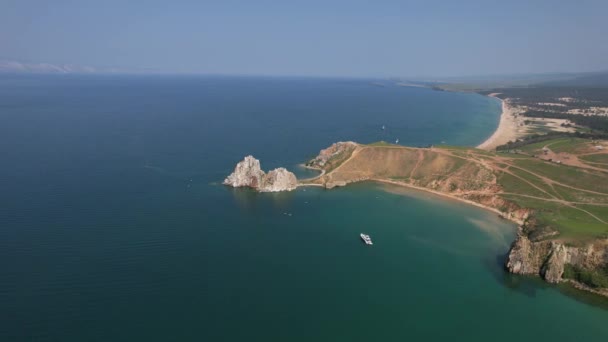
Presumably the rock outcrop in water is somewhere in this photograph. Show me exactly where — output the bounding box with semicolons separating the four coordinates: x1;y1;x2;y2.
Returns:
261;167;298;192
223;156;265;188
224;156;297;192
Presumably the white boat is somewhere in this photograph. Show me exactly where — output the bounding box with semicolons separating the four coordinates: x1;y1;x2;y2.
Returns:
395;138;399;144
381;125;385;130
360;233;373;245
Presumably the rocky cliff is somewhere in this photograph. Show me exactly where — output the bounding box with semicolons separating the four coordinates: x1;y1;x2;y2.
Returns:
506;227;608;294
306;141;357;169
505;227;552;275
224;156;297;192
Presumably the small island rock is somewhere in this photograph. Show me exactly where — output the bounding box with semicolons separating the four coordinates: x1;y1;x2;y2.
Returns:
224;156;297;192
223;155;265;188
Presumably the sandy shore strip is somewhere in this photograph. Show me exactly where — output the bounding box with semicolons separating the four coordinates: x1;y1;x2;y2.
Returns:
298;178;524;226
477;93;521;151
372;178;524;225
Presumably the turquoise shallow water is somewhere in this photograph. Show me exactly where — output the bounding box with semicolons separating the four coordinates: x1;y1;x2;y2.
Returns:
1;75;607;341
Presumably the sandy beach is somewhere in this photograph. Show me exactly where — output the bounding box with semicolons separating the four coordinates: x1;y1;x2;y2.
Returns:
372;178;520;221
476;93;522;150
298;177;524;227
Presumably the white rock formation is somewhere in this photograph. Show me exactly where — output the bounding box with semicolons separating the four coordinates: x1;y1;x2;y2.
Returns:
224;156;297;192
260;167;298;192
223;156;265;188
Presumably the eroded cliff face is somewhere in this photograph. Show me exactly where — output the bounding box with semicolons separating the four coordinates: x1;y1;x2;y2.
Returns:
505;227;551;275
506;227;608;294
465;194;532;224
224;156;297;192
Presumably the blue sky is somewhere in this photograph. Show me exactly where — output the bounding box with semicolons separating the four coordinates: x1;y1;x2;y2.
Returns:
1;0;607;77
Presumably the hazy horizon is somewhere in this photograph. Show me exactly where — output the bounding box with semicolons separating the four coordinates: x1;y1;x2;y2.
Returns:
2;58;608;80
2;0;608;78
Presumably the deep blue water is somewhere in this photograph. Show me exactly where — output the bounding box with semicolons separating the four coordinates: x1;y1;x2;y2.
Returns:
1;75;607;341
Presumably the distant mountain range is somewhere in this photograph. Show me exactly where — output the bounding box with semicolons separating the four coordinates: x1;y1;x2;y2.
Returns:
0;60;153;75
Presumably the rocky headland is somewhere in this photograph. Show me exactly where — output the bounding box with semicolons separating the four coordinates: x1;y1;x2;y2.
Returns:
306;141;358;169
224;141;608;297
299;141;608;297
224;155;297;192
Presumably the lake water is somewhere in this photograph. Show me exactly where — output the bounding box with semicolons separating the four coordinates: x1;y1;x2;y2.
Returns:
1;75;607;341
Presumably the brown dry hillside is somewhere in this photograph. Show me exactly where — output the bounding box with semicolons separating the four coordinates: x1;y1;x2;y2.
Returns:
306;144;497;195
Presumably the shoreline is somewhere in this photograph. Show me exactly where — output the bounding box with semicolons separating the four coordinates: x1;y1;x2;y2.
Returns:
476;93;520;151
372;178;512;220
297;163;325;182
298;178;524;227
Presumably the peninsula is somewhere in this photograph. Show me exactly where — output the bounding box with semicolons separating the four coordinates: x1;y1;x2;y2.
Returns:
226;138;608;297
